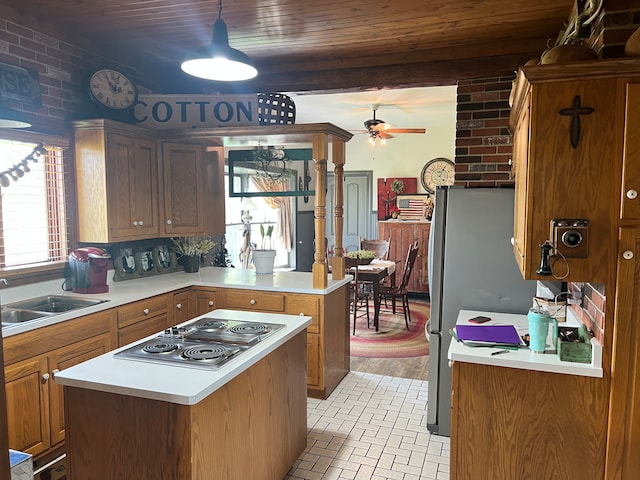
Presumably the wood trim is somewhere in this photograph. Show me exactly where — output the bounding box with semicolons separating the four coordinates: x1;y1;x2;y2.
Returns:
0;333;9;478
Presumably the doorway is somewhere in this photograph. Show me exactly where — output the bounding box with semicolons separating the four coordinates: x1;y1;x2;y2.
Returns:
326;171;372;253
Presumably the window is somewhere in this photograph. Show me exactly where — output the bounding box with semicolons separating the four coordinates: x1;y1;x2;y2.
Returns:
0;135;71;274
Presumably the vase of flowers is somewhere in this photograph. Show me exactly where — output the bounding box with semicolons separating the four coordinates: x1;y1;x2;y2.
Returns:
389;206;401;219
253;224;276;274
171;236;215;273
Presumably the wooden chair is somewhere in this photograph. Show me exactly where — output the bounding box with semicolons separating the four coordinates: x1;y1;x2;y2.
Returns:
345;256;370;335
378;241;419;330
360;237;391;260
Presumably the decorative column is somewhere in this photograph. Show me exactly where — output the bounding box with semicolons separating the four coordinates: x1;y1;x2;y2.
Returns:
312;133;329;289
331;140;345;280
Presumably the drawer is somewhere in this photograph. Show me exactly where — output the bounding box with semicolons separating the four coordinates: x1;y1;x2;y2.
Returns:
117;294;169;329
118;314;168;346
286;295;320;333
221;289;285;312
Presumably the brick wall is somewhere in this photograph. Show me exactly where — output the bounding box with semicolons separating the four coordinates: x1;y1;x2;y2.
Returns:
454;76;515;187
0;12;149;135
584;0;640;58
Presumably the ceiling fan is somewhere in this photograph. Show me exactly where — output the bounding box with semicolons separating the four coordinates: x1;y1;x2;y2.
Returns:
361;105;426;144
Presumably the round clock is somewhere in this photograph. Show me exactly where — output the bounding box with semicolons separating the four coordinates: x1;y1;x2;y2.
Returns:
87;67;138;111
421;157;455;193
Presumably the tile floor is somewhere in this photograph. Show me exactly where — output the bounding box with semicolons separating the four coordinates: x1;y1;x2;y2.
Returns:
285;372;450;480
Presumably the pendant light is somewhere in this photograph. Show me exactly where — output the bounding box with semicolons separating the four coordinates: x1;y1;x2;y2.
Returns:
181;0;257;81
0;104;31;128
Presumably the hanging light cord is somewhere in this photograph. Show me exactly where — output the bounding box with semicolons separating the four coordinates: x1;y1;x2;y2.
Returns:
0;143;47;188
218;0;223;19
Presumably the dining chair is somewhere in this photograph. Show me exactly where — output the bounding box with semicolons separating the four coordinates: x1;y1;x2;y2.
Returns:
360;237;391;260
345;256;370;335
378;241;419;330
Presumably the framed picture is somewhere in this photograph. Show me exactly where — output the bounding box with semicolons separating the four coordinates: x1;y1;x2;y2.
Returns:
134;246;159;277
113;247;142;281
155;244;179;273
377;177;417;220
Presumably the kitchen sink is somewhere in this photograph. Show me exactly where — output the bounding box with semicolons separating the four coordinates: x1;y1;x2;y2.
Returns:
1;308;54;324
5;295;108;313
1;295;109;326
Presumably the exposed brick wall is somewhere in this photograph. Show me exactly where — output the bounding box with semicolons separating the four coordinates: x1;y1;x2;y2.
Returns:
584;1;640;58
454;76;515;188
0;13;150;136
568;282;606;345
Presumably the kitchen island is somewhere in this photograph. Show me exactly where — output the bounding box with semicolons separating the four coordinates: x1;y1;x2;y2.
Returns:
55;309;311;480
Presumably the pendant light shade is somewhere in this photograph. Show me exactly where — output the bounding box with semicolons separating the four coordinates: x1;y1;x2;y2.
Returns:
0;105;31;128
181;1;257;81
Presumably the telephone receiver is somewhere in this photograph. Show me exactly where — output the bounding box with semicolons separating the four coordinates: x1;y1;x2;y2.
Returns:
536;241;553;276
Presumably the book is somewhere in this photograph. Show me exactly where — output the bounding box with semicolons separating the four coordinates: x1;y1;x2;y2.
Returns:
455;324;522;347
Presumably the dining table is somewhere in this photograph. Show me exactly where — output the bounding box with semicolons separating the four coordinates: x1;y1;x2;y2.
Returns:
351;259;396;331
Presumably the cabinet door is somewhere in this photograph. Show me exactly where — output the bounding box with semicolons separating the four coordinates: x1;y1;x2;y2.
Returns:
161;142;205;236
622;82;640;220
173;290;194;325
192;288;218;316
511;97;530;273
5;357;50;456
306;334;320;387
49;333;113;446
107;133;159;240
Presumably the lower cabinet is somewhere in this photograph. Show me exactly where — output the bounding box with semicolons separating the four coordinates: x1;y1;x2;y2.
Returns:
378;220;430;293
3;310;115;458
218;286;349;399
117;294;170;346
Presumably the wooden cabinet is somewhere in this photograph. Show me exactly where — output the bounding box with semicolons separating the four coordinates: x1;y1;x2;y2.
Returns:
73;119;225;243
3;310;115;458
117;294;170;346
378;220;430;293
170;288;218;326
450;361;608;479
218;286;348;398
509;69;625;282
192;287;218;316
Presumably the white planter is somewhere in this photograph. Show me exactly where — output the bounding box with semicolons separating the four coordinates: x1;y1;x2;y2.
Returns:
252;249;276;274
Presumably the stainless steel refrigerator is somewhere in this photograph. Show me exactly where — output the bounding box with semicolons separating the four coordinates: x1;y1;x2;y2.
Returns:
426;186;538;436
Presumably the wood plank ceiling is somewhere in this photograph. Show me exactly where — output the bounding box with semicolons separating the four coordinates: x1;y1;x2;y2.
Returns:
0;0;575;93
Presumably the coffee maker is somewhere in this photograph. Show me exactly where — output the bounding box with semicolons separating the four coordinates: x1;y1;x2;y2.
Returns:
68;247;111;294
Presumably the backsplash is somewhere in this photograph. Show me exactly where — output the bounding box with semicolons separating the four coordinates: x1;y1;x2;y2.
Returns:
568;282;605;345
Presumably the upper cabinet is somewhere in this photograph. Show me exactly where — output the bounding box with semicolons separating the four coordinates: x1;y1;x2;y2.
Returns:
509;59;640;282
73;119;225;243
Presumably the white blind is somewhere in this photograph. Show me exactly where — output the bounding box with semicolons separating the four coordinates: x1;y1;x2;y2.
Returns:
0;139;70;269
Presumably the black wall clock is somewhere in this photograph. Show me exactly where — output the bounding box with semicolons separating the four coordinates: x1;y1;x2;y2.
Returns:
87;67;138;112
421;157;455;193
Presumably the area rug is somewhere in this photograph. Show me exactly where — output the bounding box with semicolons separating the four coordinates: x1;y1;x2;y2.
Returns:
350;301;430;358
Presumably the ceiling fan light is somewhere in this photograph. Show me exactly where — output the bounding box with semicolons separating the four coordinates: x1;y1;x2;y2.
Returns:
181;16;257;81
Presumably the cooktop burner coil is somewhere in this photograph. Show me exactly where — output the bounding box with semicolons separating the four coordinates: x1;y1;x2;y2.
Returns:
228;323;270;335
182;345;232;361
194;319;227;331
142;342;180;354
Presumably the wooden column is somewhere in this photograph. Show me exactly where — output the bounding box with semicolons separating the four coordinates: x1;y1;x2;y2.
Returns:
331;140;346;279
312;133;329;289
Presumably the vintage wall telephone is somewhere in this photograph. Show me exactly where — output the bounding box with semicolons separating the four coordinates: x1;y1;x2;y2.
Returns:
537;218;589;278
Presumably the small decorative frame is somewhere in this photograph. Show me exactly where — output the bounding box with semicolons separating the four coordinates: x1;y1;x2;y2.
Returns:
113;247;142;281
134;246;158;277
155;244;179;273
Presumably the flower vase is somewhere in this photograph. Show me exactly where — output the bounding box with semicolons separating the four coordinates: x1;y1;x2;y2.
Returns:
184;255;200;273
252;249;276;274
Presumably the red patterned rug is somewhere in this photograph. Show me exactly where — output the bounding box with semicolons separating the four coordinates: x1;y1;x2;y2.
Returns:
350;301;430;358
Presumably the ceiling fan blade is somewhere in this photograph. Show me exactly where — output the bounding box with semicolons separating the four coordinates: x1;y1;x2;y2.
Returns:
371;122;392;132
377;131;394;139
386;128;426;134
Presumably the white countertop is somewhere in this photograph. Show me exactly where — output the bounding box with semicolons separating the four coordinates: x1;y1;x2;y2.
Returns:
54;309;311;405
448;309;603;378
1;266;350;337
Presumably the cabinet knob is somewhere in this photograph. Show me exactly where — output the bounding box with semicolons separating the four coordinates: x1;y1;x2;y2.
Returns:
508;158;513;166
623;250;634;260
139;220;144;226
143;308;150;315
208;301;214;306
510;237;516;246
176;303;182;310
299;312;304;316
52;369;59;376
166;219;172;225
41;373;50;383
250;299;256;305
132;221;138;226
627;189;638;200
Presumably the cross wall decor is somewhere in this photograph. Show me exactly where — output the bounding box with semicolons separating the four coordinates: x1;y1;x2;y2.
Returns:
559;95;594;149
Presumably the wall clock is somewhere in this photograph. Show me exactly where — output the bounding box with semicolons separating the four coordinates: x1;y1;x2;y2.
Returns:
87;67;138;111
421;157;455;193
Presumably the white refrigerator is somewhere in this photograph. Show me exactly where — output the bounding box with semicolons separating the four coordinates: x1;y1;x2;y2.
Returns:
426;187;538;436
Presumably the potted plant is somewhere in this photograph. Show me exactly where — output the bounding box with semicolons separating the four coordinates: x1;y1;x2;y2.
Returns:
171;236;215;273
252;224;277;274
389;206;401;219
